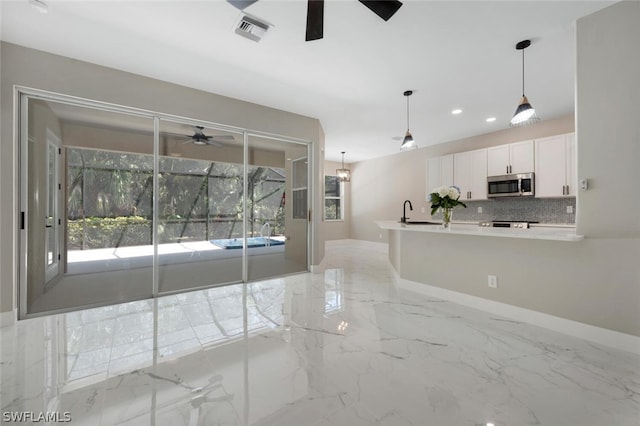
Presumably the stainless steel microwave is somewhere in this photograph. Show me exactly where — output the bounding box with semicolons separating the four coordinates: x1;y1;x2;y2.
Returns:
487;173;535;198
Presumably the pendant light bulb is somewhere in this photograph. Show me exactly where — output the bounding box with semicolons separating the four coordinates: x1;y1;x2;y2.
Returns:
401;90;418;151
336;151;351;182
510;40;539;127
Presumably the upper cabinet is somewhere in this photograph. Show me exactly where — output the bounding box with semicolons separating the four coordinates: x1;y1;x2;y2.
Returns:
426;133;574;202
426;154;453;199
454;148;487;200
487;140;534;176
535;133;576;197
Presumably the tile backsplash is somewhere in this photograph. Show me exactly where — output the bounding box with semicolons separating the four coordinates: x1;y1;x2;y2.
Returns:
441;197;576;224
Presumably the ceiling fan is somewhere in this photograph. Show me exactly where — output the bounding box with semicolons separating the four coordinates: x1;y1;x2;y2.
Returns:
183;126;235;147
227;0;403;41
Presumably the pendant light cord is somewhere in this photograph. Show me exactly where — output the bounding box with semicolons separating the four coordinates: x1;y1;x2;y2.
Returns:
521;48;525;96
406;95;410;130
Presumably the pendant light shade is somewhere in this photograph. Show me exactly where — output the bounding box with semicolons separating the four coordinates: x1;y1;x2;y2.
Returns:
336;151;350;182
510;40;540;126
401;90;418;151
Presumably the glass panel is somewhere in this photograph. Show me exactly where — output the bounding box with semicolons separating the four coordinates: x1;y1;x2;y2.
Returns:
23;98;155;315
324;199;341;220
45;141;59;274
291;158;308;220
157;120;243;293
246;135;308;281
324;175;340;197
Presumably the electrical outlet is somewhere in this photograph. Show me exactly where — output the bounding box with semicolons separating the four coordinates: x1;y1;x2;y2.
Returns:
421;207;425;213
379;233;382;239
488;275;498;288
566;205;574;214
477;206;483;214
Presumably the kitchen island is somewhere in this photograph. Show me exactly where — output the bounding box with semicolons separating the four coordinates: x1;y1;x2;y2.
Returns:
375;220;583;242
372;219;640;353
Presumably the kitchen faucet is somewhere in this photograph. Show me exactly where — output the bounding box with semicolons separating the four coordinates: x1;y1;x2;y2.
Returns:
401;200;413;223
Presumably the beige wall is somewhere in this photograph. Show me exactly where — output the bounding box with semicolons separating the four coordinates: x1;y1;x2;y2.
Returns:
368;1;640;337
576;0;640;238
321;159;351;241
0;43;325;317
351;115;575;243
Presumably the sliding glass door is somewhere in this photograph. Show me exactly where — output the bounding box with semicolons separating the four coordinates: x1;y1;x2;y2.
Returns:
21;98;155;315
156;119;244;294
19;91;311;317
245;135;309;282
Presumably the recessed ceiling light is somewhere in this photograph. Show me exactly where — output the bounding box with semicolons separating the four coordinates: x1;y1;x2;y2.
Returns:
451;109;462;115
486;117;497;123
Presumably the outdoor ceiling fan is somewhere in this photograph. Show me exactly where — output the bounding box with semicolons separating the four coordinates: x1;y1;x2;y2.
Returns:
183;126;235;147
227;0;403;41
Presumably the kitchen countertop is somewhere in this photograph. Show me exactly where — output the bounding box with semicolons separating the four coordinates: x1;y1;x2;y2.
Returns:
375;220;584;242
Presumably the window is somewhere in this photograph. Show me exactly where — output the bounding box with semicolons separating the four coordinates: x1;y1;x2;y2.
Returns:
324;175;344;220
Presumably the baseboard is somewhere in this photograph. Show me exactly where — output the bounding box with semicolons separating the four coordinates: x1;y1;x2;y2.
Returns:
0;308;17;328
397;278;640;356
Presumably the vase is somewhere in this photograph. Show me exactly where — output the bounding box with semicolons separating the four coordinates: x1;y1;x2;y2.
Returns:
441;207;453;229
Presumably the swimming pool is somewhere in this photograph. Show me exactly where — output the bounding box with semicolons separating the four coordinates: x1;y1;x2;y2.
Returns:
211;236;285;249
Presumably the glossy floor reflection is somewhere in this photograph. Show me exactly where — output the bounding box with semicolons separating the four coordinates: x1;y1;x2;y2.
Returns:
2;240;639;425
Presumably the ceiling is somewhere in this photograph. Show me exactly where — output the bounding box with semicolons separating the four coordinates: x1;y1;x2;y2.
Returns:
1;0;613;162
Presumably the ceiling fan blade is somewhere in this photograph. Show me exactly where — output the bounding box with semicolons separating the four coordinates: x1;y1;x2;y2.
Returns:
226;0;258;10
358;0;402;21
305;0;324;41
203;140;225;148
211;135;236;142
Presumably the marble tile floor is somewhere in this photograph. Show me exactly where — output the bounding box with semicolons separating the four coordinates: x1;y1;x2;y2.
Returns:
1;240;639;425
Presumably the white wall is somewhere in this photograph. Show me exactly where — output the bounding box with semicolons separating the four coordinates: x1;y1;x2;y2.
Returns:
0;43;326;319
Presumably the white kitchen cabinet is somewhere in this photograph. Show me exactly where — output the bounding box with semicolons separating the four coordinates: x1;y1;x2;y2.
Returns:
487;140;534;176
426;154;453;200
535;133;577;197
454;148;487;200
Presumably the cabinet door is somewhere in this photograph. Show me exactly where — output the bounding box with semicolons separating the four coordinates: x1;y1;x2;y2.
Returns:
509;140;534;174
455;149;487;200
565;133;577;196
535;135;566;197
426;157;441;200
454;152;471;199
487;145;510;176
441;154;454;188
427;155;454;201
469;148;488;200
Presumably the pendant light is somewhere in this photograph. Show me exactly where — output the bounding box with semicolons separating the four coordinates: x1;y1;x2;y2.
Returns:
510;40;540;126
336;151;351;182
401;90;417;151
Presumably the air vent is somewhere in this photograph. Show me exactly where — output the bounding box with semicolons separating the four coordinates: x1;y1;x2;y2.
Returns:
235;15;269;42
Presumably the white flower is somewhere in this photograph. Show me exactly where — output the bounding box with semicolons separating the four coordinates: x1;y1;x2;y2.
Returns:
448;186;460;199
437;186;449;198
